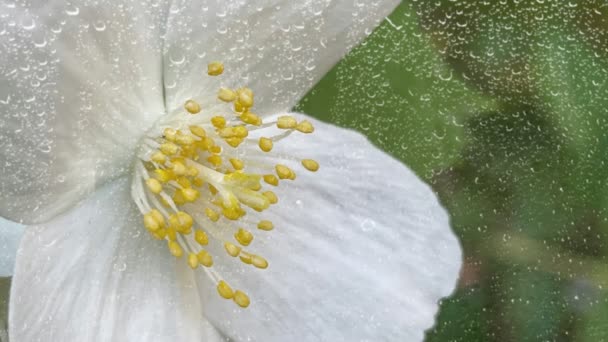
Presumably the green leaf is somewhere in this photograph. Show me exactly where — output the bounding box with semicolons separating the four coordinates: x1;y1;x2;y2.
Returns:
296;2;497;179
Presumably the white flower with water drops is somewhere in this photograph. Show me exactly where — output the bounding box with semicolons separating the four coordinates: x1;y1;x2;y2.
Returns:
0;1;462;341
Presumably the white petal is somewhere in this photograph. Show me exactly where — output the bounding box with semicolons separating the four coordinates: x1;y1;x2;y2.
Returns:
193;115;462;341
0;1;168;223
162;0;400;114
9;178;223;342
0;218;24;277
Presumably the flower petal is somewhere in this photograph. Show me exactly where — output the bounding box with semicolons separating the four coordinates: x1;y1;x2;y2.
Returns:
193;115;462;341
0;218;24;277
0;1;168;224
162;0;401;114
9;178;224;341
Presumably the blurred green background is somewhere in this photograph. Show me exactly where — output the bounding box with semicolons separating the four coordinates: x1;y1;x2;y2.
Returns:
3;1;608;341
298;1;608;341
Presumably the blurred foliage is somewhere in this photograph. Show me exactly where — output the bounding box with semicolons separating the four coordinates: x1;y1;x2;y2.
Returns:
298;1;608;341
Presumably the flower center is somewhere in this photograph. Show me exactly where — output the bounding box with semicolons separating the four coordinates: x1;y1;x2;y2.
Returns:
131;62;318;308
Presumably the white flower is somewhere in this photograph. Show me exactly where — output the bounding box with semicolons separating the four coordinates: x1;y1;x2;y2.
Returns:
0;1;462;341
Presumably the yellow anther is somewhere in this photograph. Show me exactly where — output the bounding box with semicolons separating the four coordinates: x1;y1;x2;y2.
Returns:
234;101;245;113
236;87;254;108
218;87;237;102
173;190;186;205
222;206;246;220
187;166;199;177
234;189;270;212
276;164;296;180
205;208;220;222
277;115;297;129
184;99;201;114
240;112;262;126
263;174;279;186
160;142;179;155
151;151;167;164
207;61;224;76
143;213;161;231
217;280;234;299
193;177;204;187
230;158;244;171
234;126;249;138
234;228;254;246
251;255;269;269
194;229;209;246
169;211;194;233
167;227;178;241
154;169;174;183
209;184;218;195
262;191;278;204
151;228;167;240
149;209;165;226
259;137;273;152
163;128;178;142
224;242;242;257
197;137;215;150
177;176;192;188
146;178;163;194
181;188;200;202
172;161;187;176
189;125;207;138
209;145;222;154
233;290;250;308
197;250;214;267
211;116;226;129
239;251;253;264
225;137;244;148
168;241;183;258
296;120;314;133
301;159;319;172
188;253;199;269
176;134;195;146
207;155;223;167
257;220;274;231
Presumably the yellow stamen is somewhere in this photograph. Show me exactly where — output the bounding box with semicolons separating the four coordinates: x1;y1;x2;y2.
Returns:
217;280;234;299
262;191;278;204
160;142;179;155
151;151;166;164
259;137;273;152
198;250;214;267
218;87;237;102
296;120;314;133
301;159;319;172
234;228;254;246
189;125;207;138
146;178;163;194
275;164;296;180
251;255;268;269
168;241;183;258
263;174;279;186
207;61;224;76
211;116;226;129
236;87;254;108
224;242;241;257
205;208;220;222
257;220;274;231
184;99;201;114
277;115;297;129
229;158;244;170
188;253;199;269
194;229;209;246
233;290;250;308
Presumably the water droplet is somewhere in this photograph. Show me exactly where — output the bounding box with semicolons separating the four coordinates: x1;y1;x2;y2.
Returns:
65;6;80;16
93;21;106;32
